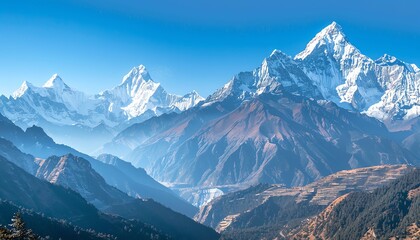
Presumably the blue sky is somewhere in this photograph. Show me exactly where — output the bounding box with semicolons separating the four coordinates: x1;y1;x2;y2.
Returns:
1;0;419;97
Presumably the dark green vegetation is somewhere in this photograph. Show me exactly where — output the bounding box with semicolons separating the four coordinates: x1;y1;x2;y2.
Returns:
107;199;220;240
0;202;168;240
197;165;415;240
292;168;420;239
217;194;325;240
0;212;39;240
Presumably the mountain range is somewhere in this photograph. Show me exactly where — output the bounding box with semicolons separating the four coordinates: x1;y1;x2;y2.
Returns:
0;65;204;153
1;23;419;155
97;22;419;206
0;21;419;239
206;22;419;124
0;112;197;217
0;114;219;239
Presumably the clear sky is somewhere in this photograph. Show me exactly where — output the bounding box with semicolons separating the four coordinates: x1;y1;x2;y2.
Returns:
1;0;419;97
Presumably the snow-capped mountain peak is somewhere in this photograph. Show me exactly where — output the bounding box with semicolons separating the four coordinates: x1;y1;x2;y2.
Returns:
12;81;34;99
2;64;203;127
43;74;70;90
269;49;289;58
375;54;405;66
293;22;419;121
295;21;351;61
121;64;152;84
376;54;419;73
377;54;398;63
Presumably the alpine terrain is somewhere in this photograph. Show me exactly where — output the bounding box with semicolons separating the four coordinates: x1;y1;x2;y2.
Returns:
0;20;418;240
101;23;419;207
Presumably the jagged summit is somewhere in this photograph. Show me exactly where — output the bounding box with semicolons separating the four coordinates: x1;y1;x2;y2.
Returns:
43;74;70;90
206;21;419;122
295;21;351;60
269;49;289;58
12;74;71;99
323;21;343;34
12;81;34;99
121;64;152;85
375;54;417;72
376;54;402;65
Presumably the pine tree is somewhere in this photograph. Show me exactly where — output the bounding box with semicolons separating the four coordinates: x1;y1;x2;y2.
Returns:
3;212;39;240
0;225;13;239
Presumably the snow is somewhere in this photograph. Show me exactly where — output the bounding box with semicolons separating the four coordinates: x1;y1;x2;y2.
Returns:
295;21;344;60
294;21;419;121
404;105;420;120
12;81;33;99
411;64;420;73
1;22;419;130
203;22;419;122
43;74;68;89
1;65;204;129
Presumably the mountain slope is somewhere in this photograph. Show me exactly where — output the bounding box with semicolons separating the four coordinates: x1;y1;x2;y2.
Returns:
0;138;37;174
206;50;321;104
125;92;417;189
0;119;218;239
0;154;169;239
0;112;197;217
0;201;126;240
96;154;197;216
196;165;414;237
35;154;218;240
290;168;420;240
36;154;131;209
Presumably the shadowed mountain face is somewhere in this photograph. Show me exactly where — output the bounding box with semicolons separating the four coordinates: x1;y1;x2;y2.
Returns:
0;154;98;220
35;154;219;240
119;92;417;190
0;154;170;240
0;112;197;217
0;138;37;174
0;131;219;240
